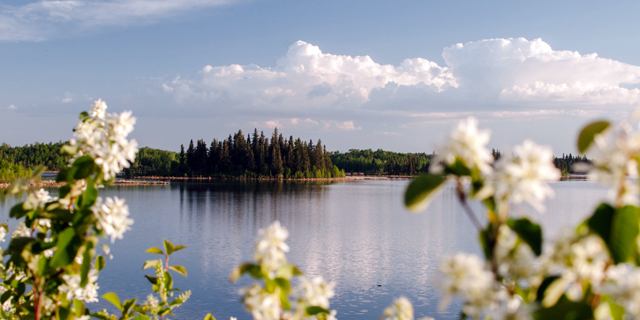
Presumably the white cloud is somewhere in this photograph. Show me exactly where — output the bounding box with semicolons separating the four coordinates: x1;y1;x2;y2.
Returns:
322;120;361;131
256;117;319;129
61;97;72;103
161;37;640;138
0;0;239;41
7;104;17;110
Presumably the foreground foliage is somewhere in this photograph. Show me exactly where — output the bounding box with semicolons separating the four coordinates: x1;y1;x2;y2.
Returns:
402;116;640;319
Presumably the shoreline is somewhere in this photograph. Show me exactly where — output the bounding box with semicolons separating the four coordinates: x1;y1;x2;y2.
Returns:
0;179;170;189
126;175;414;182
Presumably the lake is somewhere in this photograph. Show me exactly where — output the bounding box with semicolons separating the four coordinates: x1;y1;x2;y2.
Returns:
0;179;609;319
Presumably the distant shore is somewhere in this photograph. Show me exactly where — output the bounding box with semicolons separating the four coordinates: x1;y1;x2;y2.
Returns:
126;175;414;182
0;179;170;189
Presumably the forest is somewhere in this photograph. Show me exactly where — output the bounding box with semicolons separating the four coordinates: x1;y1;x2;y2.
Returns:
0;142;68;182
330;149;432;175
0;137;591;182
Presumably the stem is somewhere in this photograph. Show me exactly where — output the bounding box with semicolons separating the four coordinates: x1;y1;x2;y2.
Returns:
455;182;483;232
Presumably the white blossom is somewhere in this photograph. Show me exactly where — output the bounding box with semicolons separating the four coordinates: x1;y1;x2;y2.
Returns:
383;297;414;320
600;264;640;317
254;221;290;276
439;253;505;317
495;226;537;283
59;269;99;303
0;226;6;242
587;122;640;205
295;276;336;310
72;100;138;181
144;294;160;313
92;196;133;242
240;283;282;320
12;221;31;238
431;117;494;175
484;140;560;212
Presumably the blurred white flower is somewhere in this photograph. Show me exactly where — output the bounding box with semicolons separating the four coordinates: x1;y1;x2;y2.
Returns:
296;276;336;310
439;253;505;317
240;283;282;320
12;221;31;238
587;122;640;205
144;294;160;313
486;140;560;212
383;297;414;320
92;196;134;242
495;226;537;283
600;264;640;317
59;269;99;303
0;226;6;242
431;117;493;175
90;99;107;119
254;221;290;277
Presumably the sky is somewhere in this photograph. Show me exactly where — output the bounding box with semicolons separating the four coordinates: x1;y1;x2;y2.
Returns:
2;0;640;155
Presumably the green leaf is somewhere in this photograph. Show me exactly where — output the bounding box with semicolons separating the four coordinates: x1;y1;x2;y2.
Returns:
144;275;158;285
229;263;261;282
73;299;85;317
51;227;80;268
142;260;161;270
588;204;640;264
71;155;95;179
5;178;27;194
587;203;615;243
164;239;175;256
102;292;122;310
203;314;216;320
609;205;640;264
265;278;276;293
536;276;561;303
443;157;473;177
173;245;187;252
507;218;543;256
81;178;98;208
9;203;29;219
478;225;493;261
31;165;47;179
534;295;593;320
275;277;290;294
134;316;152;320
122;298;138;316
404;174;445;212
577;120;610;153
168;265;187;277
96;255;106;271
80;242;93;287
280;292;291;311
146;247;164;255
79;111;89;119
306;306;330;316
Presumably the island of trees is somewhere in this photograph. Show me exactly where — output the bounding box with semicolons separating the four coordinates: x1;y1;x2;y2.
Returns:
126;128;345;179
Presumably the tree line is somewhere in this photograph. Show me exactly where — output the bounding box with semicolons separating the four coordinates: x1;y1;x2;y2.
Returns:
0;142;69;182
330;149;432;175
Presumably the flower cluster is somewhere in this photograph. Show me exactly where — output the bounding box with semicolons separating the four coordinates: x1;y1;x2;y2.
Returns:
586;122;640;205
487;140;560;212
59;268;100;303
92;196;134;243
430;117;494;175
254;220;290;276
70;99;138;181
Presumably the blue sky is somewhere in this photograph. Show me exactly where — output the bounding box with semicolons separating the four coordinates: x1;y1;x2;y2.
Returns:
2;0;640;154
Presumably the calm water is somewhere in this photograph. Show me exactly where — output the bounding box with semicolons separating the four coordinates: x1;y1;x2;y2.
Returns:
0;179;609;319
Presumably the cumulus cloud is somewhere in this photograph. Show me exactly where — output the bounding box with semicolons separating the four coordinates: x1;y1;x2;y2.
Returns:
322;120;361;131
7;104;17;110
0;0;239;41
164;40;457;111
165;38;640;125
256;117;319;129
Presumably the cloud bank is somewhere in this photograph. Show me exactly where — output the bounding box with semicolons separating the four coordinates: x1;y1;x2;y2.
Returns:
165;38;640;130
0;0;238;41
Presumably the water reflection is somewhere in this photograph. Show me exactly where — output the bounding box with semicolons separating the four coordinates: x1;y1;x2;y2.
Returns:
0;180;609;320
